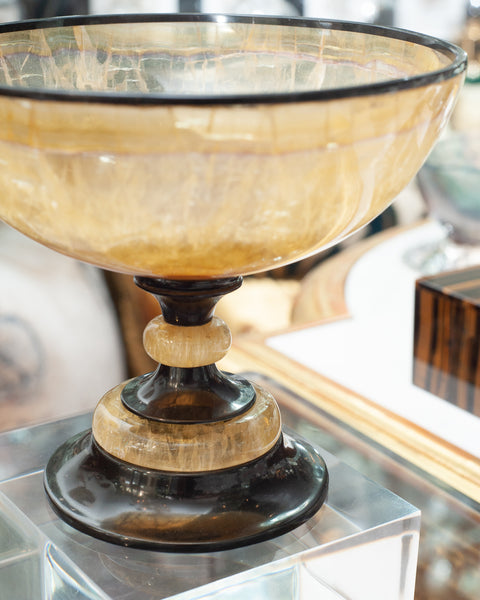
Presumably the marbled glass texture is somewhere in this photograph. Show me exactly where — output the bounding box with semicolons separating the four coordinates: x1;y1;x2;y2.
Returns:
0;20;465;277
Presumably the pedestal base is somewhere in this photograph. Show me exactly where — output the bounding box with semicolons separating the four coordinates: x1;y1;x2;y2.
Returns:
0;409;420;600
44;430;328;552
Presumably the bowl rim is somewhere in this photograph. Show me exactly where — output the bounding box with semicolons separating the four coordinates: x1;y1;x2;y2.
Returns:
0;12;467;105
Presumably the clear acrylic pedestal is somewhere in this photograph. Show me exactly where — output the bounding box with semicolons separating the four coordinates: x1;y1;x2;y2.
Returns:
0;413;420;600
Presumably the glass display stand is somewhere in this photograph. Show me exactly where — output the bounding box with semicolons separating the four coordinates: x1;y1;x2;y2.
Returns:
0;414;420;600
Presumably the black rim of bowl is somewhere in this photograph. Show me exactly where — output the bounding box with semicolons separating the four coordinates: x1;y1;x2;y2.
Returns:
0;12;467;105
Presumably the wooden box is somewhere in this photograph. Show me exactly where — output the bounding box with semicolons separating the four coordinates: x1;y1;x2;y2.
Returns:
413;266;480;416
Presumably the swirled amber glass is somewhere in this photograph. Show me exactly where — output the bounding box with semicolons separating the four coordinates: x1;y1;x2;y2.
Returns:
0;16;466;277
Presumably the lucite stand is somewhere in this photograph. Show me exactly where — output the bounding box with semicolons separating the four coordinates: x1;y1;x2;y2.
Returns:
0;413;420;600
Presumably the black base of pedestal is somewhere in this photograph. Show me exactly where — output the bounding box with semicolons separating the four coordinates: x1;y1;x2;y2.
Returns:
44;430;328;552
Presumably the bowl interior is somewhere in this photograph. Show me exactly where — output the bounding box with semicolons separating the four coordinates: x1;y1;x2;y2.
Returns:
0;19;454;97
0;17;466;278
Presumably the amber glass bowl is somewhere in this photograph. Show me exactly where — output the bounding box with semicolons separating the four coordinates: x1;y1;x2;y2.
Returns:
0;15;467;552
0;14;466;278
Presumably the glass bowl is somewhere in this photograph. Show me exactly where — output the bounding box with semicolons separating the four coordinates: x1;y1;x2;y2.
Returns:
0;14;466;278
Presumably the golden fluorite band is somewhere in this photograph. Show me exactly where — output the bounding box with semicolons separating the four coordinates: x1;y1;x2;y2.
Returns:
92;381;282;472
143;315;231;368
0;77;462;279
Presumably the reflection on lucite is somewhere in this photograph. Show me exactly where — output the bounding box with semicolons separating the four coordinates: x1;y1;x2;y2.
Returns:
0;21;464;277
0;441;420;600
0;493;108;600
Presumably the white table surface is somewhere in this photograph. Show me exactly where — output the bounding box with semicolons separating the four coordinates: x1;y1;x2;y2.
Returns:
268;222;480;459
